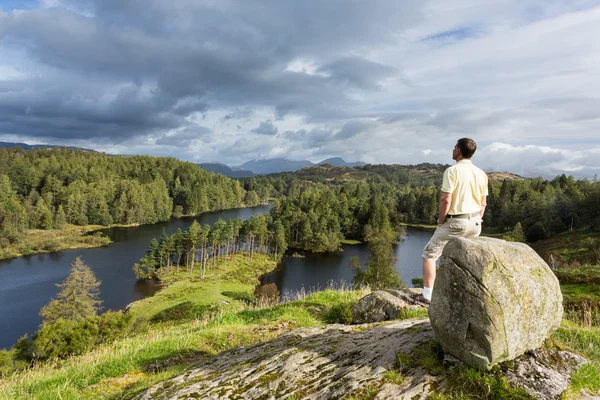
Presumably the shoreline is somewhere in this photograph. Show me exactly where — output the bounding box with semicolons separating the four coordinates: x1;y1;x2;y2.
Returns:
0;203;271;263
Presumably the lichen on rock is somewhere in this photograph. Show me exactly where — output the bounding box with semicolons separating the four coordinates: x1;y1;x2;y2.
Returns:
429;236;563;369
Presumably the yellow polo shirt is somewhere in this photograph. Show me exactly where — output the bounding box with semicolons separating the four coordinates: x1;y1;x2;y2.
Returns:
441;159;489;215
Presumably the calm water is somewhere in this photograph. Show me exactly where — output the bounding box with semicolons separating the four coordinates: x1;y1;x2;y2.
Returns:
262;229;432;297
0;205;271;349
0;208;433;349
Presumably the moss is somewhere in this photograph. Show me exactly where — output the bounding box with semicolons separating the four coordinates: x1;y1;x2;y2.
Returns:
343;382;382;400
412;340;445;375
395;351;416;372
257;372;280;387
381;370;404;385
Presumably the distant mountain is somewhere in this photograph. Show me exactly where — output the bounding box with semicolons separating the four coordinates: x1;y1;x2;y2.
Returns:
0;141;94;152
197;163;255;178
239;157;365;175
240;158;313;175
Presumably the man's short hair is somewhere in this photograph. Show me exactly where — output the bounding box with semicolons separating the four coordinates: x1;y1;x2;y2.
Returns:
456;138;477;159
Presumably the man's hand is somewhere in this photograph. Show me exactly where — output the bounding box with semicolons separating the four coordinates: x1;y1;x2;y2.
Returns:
438;192;452;226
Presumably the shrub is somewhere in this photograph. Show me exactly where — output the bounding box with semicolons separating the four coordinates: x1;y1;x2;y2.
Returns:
30;311;132;361
253;283;280;306
411;278;424;288
42;239;61;252
322;302;353;324
0;349;27;376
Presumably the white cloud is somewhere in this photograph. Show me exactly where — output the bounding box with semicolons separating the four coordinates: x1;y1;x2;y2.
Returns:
1;1;600;177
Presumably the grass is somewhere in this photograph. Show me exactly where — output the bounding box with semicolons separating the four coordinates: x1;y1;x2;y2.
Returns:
3;252;600;400
341;238;362;245
552;320;600;398
399;222;437;230
531;229;600;265
0;224;112;261
130;253;277;322
0;257;371;400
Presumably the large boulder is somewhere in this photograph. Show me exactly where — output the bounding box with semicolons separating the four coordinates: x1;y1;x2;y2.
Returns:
429;237;563;369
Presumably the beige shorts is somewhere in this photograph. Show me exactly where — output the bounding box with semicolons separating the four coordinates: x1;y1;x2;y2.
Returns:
422;216;482;260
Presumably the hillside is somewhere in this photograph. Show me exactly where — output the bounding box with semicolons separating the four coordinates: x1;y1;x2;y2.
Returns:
1;261;598;399
295;164;381;183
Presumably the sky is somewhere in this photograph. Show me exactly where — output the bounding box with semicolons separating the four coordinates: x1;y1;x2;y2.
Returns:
1;0;600;178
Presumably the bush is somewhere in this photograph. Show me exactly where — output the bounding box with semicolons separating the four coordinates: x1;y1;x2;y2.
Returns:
30;311;132;361
0;349;27;376
42;239;61;252
411;278;424;288
253;283;280;306
322;302;353;324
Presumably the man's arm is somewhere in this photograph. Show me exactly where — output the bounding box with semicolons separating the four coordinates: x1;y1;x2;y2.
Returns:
438;192;452;225
480;195;487;218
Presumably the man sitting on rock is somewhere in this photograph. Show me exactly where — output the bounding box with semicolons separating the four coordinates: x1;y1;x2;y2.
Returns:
420;138;488;303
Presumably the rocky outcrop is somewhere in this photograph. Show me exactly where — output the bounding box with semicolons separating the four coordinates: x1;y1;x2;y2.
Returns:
137;319;584;400
351;289;428;324
429;237;563;369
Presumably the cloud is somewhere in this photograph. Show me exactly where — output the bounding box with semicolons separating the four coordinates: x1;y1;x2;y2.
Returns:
251;120;278;136
155;126;211;147
0;0;599;176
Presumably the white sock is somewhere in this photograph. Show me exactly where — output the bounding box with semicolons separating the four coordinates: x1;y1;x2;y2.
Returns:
423;287;432;301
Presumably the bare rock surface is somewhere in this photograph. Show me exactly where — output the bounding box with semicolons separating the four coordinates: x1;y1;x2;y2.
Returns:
502;348;587;400
351;289;428;324
429;237;563;369
137;318;584;400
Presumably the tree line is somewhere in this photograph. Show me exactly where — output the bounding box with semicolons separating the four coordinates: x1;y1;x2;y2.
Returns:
0;147;268;246
243;169;600;253
133;215;287;279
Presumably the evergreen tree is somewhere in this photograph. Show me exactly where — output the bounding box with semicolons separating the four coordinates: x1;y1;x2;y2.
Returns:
54;205;67;229
39;257;102;325
352;230;403;290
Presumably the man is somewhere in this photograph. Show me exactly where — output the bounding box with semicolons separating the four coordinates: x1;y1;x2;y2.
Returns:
420;138;488;303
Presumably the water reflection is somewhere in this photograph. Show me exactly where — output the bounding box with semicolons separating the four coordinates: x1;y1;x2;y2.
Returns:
0;204;271;349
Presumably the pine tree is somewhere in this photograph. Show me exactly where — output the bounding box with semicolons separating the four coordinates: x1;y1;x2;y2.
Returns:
352;229;403;290
39;257;103;325
54;205;67;229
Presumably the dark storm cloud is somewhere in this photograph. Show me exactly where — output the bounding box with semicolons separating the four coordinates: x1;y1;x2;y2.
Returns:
251;120;278;136
0;0;423;143
221;108;253;123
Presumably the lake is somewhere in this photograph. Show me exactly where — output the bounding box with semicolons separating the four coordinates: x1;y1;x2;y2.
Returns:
0;204;432;349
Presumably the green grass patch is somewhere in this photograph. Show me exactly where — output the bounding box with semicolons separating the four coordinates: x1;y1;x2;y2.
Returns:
0;283;370;400
553;320;600;397
130;253;276;322
381;370;404;385
0;224;112;261
399;222;437;230
560;283;600;327
531;229;600;265
555;266;600;284
432;368;534;400
341;238;362;245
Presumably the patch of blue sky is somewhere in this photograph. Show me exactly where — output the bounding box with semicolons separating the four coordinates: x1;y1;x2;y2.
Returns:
0;0;37;12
